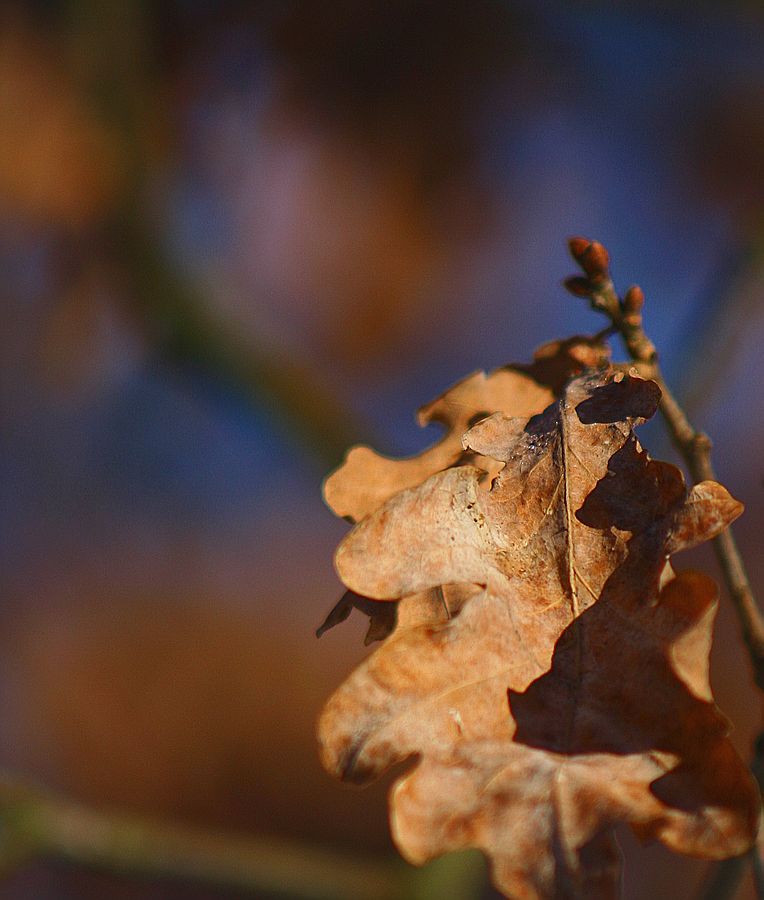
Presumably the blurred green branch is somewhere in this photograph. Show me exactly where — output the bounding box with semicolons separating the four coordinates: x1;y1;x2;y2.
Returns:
0;772;485;899
66;0;373;470
116;207;371;469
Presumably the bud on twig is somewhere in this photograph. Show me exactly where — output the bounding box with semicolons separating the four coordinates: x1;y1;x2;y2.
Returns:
582;242;610;280
622;285;645;327
568;237;591;261
622;285;644;314
564;276;592;297
568;237;610;283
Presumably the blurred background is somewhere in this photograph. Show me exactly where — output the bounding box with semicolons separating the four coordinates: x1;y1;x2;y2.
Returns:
1;1;764;897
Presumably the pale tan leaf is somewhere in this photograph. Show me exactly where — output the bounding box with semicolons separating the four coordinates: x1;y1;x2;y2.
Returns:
318;369;757;899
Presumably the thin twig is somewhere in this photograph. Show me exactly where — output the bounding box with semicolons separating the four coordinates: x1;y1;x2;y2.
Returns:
567;238;764;899
565;237;764;691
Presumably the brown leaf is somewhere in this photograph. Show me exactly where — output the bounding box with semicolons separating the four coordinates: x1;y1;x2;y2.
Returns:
318;335;610;648
323;335;610;523
318;369;757;899
316;590;399;645
316;584;482;645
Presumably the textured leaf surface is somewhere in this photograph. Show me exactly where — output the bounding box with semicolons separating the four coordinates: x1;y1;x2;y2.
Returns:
318;336;610;643
319;366;758;899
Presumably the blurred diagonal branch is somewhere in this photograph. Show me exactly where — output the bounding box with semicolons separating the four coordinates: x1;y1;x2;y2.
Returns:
0;772;485;899
675;220;764;418
117;209;372;468
65;0;372;469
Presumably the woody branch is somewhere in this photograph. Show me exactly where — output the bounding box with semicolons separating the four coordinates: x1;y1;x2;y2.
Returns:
564;237;764;692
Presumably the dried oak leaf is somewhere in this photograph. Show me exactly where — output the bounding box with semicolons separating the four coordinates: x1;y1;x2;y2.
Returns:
318;336;609;643
323;335;610;524
318;369;758;899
